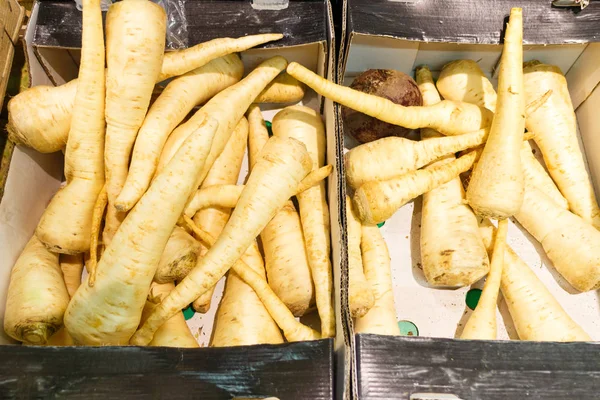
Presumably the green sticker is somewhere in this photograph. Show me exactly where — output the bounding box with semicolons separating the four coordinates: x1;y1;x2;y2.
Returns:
377;221;385;228
398;320;419;336
182;305;195;320
466;288;483;310
265;120;273;136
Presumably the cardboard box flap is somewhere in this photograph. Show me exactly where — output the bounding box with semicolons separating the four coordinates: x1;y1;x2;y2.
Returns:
347;0;600;45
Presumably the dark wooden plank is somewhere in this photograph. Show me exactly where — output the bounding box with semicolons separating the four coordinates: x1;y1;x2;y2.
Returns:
356;334;600;400
0;339;334;399
32;1;327;50
348;0;600;44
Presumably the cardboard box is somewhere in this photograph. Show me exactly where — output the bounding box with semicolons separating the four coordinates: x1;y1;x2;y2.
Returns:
0;0;24;110
0;1;339;398
339;0;600;399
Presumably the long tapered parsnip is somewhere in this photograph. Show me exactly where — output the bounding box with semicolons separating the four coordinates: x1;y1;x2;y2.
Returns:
116;54;244;212
354;151;478;225
140;283;199;348
156;57;288;189
4;235;70;344
416;66;489;287
272;105;334;336
184;218;318;343
35;0;105;254
254;73;306;104
466;8;525;219
88;184;107;286
7;34;282;154
354;225;400;335
7;80;78;153
63;117;218;345
154;226;202;284
478;220;591;342
249;105;314;317
183;165;333;218
435;59;569;210
287;62;493;136
192;118;249;312
460;219;508;340
131;136;313;345
102;0;167;245
211;241;284;346
344;128;488;189
514;185;600;292
347;197;375;319
524;61;600;227
60;254;84;298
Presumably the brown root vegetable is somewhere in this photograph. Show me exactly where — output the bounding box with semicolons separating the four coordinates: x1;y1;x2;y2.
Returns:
341;69;423;143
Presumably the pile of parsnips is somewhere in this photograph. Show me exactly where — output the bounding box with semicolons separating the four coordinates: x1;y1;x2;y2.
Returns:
288;7;597;341
4;0;336;347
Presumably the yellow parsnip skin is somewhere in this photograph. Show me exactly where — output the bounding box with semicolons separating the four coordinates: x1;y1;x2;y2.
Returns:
354;225;400;336
346;197;375;319
102;0;167;245
272;105;334;336
60;254;84;298
64;117;218;345
524;61;600;228
436;58;568;211
131;136;313;345
478;220;591;342
466;8;525;219
35;0;106;254
255;73;306;104
287;62;493;136
4;236;70;344
515;185;600;292
154;226;202;284
416;66;489;287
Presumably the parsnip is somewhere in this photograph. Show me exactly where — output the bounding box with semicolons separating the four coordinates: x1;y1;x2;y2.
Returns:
514;185;600;292
344;128;488;189
524;60;600;227
249;105;314;317
154;226;202;284
272;105;334;336
436;59;568;210
140;283;199;348
64;117;218;345
4;235;70;344
416;66;489;287
156;57;288;189
466;8;525;219
131;136;313;345
478;220;591;342
116;54;244;211
35;0;105;254
354;225;399;336
255;73;306;104
460;219;508;340
354;151;478;225
102;0;167;244
60;254;84;298
7;34;282;154
191;117;249;313
287;62;493;136
346;197;374;319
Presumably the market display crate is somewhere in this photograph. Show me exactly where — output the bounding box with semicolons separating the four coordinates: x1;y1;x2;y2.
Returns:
337;0;600;399
0;1;342;398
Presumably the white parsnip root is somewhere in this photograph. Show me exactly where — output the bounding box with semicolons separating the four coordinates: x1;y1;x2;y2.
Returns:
478;220;591;342
287;62;493;136
154;226;202;284
346;197;374;319
354;225;400;336
131;136;314;345
64;117;218;345
460;219;508;340
416;65;489;287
